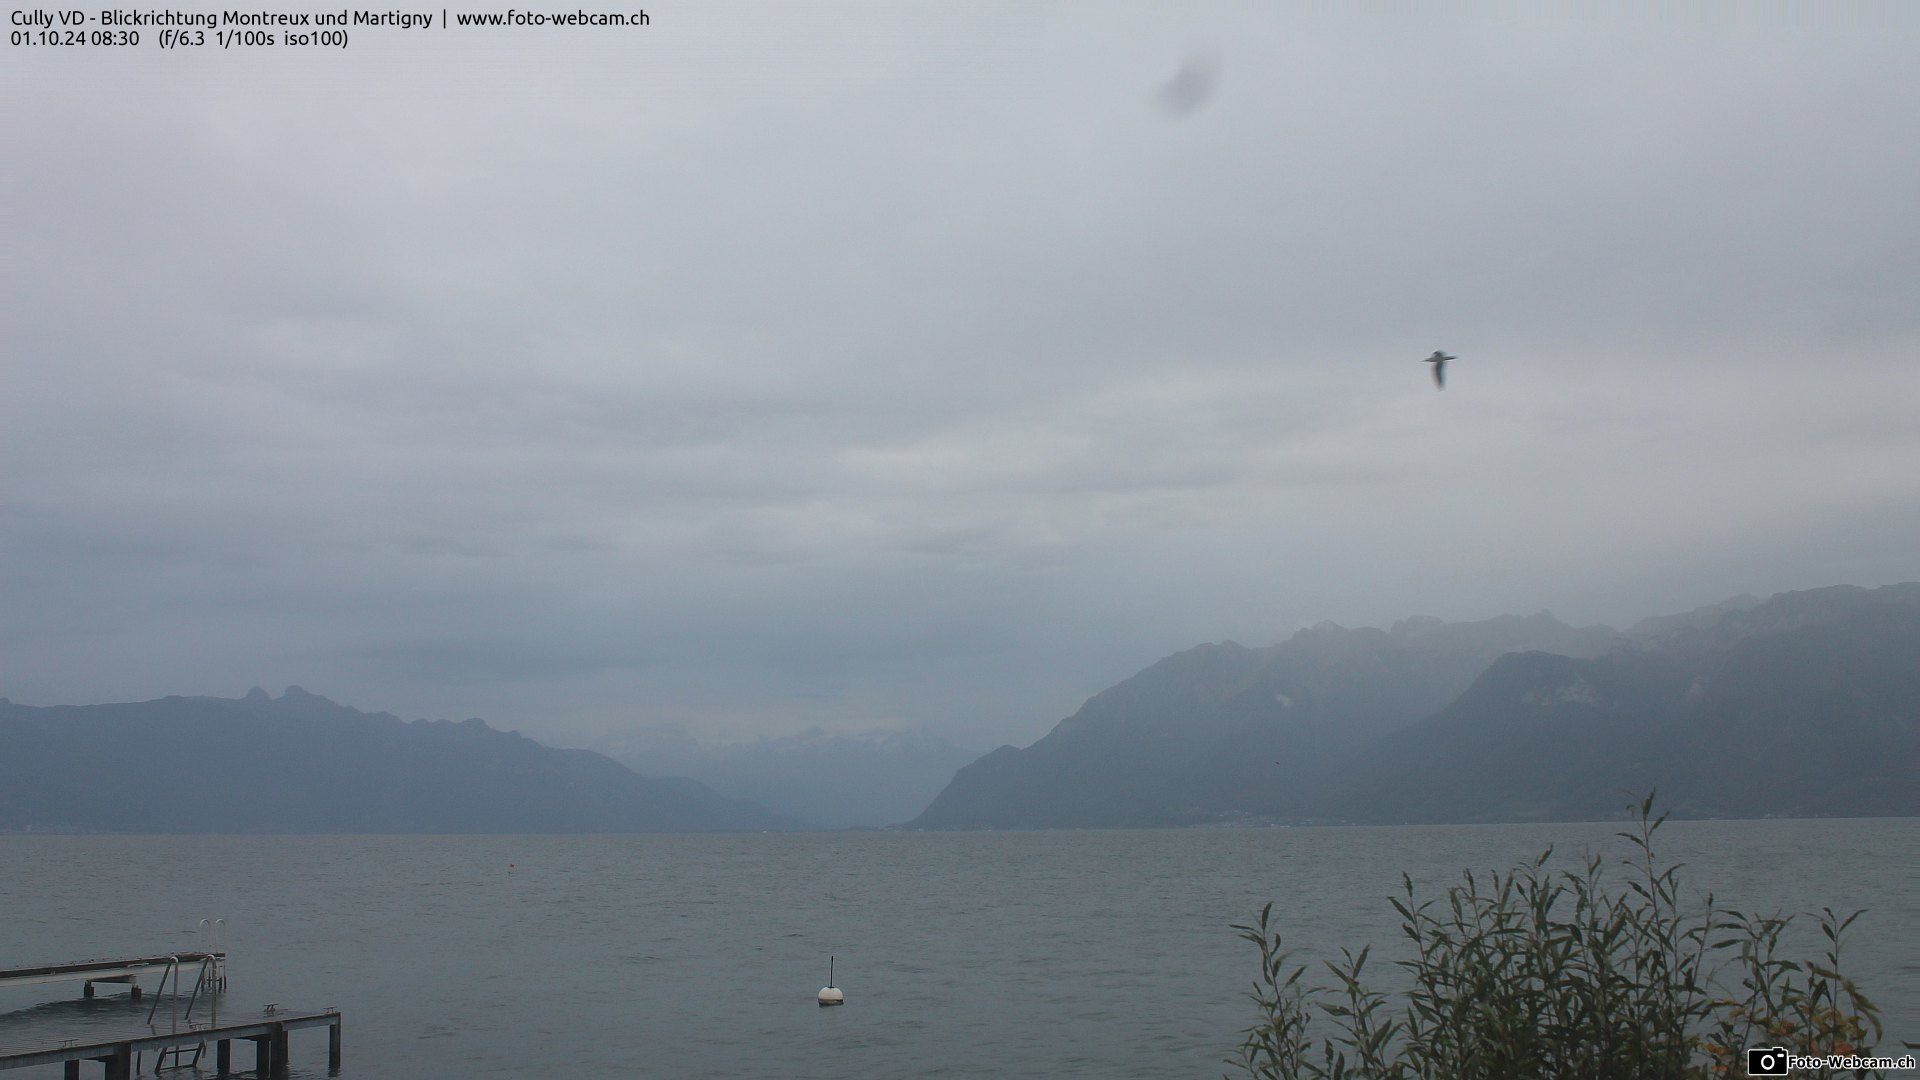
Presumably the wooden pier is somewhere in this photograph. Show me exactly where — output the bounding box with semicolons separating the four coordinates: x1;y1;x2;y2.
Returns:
0;1008;340;1077
0;954;225;1001
1;950;341;1077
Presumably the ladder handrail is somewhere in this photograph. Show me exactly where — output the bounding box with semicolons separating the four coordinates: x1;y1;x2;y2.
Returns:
180;955;213;1024
143;957;179;1026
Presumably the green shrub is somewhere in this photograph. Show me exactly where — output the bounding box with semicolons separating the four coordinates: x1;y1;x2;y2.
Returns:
1230;796;1888;1079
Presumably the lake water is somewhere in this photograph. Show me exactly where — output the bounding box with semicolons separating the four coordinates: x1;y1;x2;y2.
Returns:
2;819;1914;1077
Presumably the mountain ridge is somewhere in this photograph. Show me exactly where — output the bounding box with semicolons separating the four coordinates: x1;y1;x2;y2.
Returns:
0;687;793;833
912;584;1920;828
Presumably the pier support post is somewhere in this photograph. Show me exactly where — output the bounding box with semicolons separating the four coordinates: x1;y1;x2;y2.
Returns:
271;1025;289;1075
83;980;94;999
103;1044;132;1080
328;1016;342;1068
63;1062;79;1080
251;1035;270;1076
216;1037;232;1074
128;981;141;1001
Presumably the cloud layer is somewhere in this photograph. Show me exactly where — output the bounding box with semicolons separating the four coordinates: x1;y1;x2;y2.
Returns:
7;3;1918;746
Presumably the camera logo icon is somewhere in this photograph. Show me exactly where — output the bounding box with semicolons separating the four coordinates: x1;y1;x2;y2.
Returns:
1747;1046;1791;1076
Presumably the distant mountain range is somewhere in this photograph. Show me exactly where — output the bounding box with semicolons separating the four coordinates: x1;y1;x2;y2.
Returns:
7;584;1913;833
912;584;1920;828
0;687;789;833
599;725;980;829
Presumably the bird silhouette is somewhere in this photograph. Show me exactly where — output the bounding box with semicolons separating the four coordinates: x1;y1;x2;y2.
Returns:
1425;350;1454;390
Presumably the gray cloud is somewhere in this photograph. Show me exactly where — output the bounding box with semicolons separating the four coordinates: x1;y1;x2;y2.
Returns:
5;3;1918;747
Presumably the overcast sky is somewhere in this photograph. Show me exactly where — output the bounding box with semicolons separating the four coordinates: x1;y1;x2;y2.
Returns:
6;2;1918;748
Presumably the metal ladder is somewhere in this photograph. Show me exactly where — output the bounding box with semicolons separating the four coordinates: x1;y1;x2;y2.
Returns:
151;1041;203;1072
144;952;219;1072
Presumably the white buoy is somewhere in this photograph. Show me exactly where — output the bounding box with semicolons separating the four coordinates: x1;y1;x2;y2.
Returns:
817;955;844;1007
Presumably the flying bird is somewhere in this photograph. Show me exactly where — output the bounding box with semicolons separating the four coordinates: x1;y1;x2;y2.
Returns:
1424;350;1454;390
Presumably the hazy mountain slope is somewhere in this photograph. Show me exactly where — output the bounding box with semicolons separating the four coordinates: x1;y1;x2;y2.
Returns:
1335;585;1920;822
1320;650;1696;823
1662;594;1920;817
912;612;1622;828
914;584;1920;828
603;726;981;828
0;687;789;833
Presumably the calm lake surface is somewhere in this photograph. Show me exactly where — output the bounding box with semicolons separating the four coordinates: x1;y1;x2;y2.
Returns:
2;820;1914;1077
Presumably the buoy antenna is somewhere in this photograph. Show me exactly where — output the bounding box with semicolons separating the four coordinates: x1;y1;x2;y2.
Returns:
817;954;845;1006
